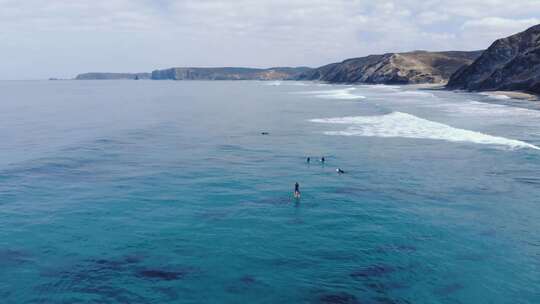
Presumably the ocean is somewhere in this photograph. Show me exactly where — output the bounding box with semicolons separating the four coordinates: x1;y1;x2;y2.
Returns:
1;80;539;303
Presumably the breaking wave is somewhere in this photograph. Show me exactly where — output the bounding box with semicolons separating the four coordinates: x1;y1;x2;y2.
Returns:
299;88;366;100
480;92;511;100
392;90;435;97
264;81;309;86
365;84;401;91
310;112;540;150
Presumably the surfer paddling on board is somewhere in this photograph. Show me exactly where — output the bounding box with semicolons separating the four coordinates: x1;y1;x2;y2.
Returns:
294;182;301;199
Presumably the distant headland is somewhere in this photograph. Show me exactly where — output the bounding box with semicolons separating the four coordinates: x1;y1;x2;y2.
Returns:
72;24;540;96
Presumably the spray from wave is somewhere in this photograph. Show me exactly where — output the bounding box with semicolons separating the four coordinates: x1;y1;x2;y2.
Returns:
310;112;540;150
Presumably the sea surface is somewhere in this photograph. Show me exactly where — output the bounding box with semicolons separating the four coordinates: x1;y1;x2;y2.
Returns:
1;80;539;304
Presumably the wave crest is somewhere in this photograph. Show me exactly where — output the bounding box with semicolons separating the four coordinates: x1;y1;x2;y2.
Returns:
310;112;540;150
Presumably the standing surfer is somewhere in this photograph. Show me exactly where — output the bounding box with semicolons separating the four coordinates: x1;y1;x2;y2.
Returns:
294;182;301;199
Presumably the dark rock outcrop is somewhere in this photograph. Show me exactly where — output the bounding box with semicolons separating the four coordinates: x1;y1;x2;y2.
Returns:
150;67;311;80
298;51;482;84
75;73;151;80
447;24;540;94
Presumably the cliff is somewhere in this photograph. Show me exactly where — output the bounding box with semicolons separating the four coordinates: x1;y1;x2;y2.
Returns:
75;73;151;80
298;51;482;84
447;24;540;95
150;67;311;80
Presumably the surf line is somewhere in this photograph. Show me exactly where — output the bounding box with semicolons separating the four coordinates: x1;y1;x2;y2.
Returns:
310;112;540;150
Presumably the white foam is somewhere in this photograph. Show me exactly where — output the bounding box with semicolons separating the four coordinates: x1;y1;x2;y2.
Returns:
288;81;310;86
433;100;540;118
466;100;540;117
310;112;539;150
299;88;366;100
361;84;401;91
264;81;309;86
480;92;511;100
393;90;435;97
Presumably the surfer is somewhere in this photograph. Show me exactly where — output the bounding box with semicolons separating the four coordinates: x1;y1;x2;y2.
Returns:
336;168;345;174
294;182;301;198
306;157;310;163
321;156;325;163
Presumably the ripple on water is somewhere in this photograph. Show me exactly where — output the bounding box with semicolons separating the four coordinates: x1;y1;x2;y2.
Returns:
196;209;232;221
310;249;360;262
372;296;413;304
0;248;32;267
241;196;291;206
455;252;487;262
350;264;397;279
365;281;409;293
318;292;360;304
135;269;187;281
36;253;199;302
375;244;417;254
514;177;540;185
434;283;464;296
153;286;180;301
225;275;260;294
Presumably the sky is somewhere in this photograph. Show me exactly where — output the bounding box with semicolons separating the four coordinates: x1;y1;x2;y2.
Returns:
1;0;539;79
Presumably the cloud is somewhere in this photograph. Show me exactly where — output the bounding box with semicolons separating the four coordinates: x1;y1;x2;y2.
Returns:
460;17;540;47
417;11;450;25
0;0;539;79
462;17;540;32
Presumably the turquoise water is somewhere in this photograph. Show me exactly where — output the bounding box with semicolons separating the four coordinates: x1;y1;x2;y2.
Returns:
1;80;539;303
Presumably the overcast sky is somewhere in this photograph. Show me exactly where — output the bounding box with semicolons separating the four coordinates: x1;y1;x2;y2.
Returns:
1;0;539;79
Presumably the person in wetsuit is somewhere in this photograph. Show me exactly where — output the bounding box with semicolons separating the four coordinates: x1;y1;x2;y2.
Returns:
307;157;311;163
294;182;301;198
321;156;325;163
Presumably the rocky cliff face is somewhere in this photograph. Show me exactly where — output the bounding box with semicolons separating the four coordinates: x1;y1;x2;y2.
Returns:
75;73;151;80
151;67;311;80
298;51;482;84
447;24;540;94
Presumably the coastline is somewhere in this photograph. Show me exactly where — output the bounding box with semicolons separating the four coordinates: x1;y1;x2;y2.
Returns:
406;83;539;101
45;77;540;103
